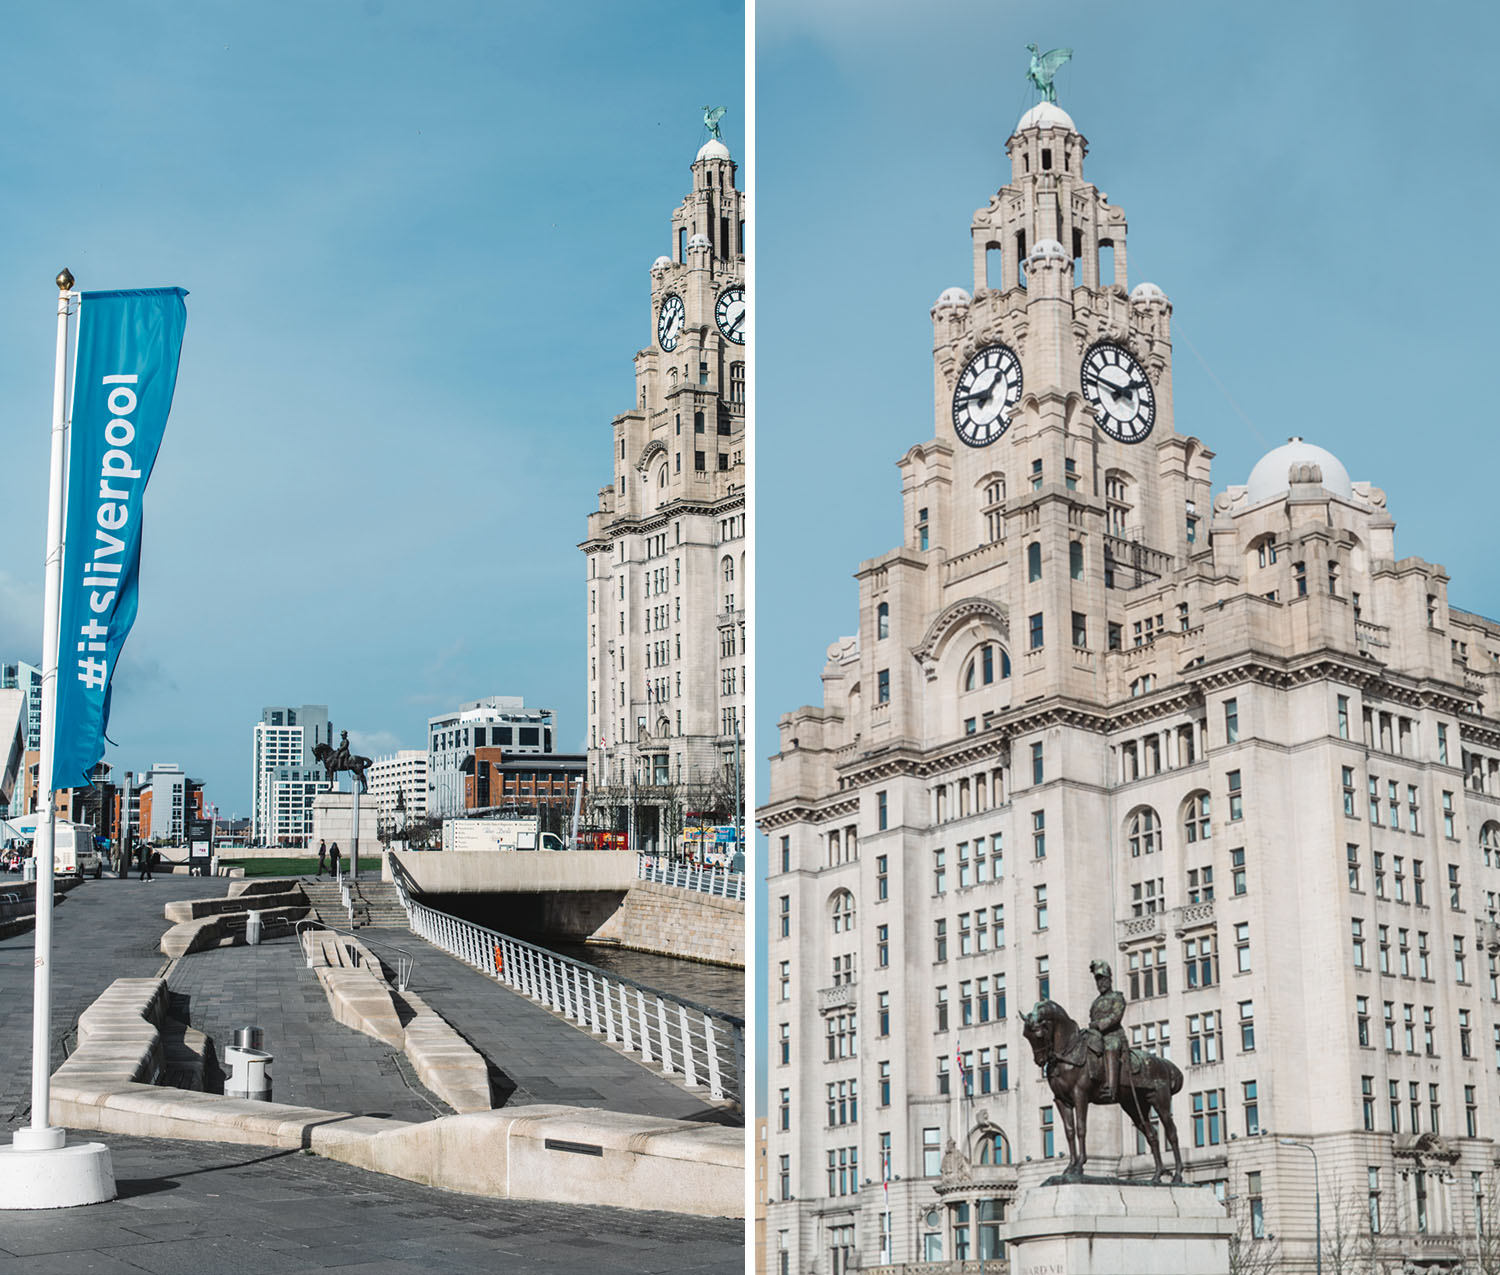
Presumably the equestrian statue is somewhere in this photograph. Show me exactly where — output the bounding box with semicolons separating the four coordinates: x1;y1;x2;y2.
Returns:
1022;958;1185;1183
312;729;372;795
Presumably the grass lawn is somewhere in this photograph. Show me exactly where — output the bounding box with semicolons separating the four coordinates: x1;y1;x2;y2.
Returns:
222;857;383;877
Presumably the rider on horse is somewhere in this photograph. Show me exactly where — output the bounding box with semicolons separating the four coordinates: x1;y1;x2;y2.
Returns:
1088;958;1128;1100
333;730;352;771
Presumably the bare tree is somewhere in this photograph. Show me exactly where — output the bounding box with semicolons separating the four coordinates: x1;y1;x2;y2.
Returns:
1227;1211;1281;1275
1474;1166;1500;1275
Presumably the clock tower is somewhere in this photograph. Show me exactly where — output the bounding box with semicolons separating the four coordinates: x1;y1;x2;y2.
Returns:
582;130;746;853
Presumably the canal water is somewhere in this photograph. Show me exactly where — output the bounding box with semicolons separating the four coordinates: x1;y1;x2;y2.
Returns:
537;938;744;1020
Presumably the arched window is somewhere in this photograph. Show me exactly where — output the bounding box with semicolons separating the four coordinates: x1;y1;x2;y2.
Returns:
658;465;668;488
975;1129;1012;1166
1480;822;1500;868
980;474;1006;544
1249;535;1279;571
1027;542;1042;582
1182;792;1211;843
722;556;735;582
1127;807;1161;858
963;645;1001;692
831;889;856;934
877;602;890;640
1105;469;1134;537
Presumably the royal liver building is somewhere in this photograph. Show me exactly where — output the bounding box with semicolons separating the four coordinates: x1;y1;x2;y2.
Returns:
761;99;1500;1274
583;126;746;852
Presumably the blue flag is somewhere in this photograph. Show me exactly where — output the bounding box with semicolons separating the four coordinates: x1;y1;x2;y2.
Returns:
51;288;188;791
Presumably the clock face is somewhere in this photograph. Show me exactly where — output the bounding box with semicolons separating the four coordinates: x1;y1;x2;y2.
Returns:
715;287;745;344
657;293;685;351
951;344;1023;447
1081;342;1156;443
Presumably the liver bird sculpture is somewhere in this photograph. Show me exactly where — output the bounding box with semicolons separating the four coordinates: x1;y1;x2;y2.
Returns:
1025;44;1073;103
702;105;727;140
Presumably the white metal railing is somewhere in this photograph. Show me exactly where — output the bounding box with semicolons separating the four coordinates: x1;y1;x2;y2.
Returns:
389;859;743;1108
636;853;746;901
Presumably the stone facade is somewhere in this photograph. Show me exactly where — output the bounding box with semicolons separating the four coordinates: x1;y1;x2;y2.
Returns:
760;101;1500;1274
590;879;745;969
582;137;746;854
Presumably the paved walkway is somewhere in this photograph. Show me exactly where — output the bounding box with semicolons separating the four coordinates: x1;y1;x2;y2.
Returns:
397;932;730;1123
165;937;448;1122
0;875;744;1270
0;873;227;1123
0;1132;742;1273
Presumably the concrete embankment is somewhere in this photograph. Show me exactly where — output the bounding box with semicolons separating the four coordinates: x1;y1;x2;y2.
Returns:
588;879;744;968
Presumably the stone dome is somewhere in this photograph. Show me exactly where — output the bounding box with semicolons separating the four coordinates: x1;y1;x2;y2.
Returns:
686;233;712;250
651;255;672;272
1245;437;1354;505
934;286;972;308
1027;238;1068;263
1015;101;1077;134
696;138;731;162
1130;282;1168;305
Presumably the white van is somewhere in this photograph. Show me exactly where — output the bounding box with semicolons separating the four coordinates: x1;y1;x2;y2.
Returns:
53;822;103;879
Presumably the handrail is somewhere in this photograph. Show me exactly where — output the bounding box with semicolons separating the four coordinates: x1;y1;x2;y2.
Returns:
636;853;746;901
296;917;416;992
387;851;743;1109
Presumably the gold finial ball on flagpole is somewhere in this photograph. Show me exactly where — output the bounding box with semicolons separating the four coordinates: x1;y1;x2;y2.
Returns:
56;268;74;292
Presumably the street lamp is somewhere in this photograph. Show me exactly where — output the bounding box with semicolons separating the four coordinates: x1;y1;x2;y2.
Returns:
1279;1138;1321;1275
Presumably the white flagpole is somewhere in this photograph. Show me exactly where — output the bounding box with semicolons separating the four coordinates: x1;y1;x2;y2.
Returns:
20;269;75;1152
0;270;114;1209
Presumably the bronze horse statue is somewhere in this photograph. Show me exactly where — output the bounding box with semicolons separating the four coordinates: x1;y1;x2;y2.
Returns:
1022;999;1184;1182
311;741;372;794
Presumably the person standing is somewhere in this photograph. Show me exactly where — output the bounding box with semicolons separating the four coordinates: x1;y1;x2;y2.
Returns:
317;839;327;878
329;841;341;879
138;840;154;882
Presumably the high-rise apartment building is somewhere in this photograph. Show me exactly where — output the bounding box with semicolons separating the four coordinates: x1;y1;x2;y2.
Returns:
2;661;42;752
582;131;746;853
369;750;428;826
251;704;331;846
426;697;555;819
761;100;1500;1273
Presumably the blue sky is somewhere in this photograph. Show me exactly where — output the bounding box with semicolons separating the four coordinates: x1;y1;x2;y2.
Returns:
0;1;743;815
753;0;1500;1095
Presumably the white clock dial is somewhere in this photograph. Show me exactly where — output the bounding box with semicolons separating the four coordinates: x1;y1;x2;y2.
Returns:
951;344;1023;447
657;294;685;351
715;287;745;344
1081;342;1156;443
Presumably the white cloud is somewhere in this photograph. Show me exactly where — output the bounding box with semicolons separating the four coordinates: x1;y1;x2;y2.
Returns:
349;729;404;758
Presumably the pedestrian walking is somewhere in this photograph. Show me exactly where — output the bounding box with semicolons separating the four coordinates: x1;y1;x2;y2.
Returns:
316;839;327;878
138;843;153;882
329;841;341;878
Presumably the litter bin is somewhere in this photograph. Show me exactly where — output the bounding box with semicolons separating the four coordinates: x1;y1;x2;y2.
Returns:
234;1026;263;1051
245;910;263;945
22;858;37;883
223;1045;272;1100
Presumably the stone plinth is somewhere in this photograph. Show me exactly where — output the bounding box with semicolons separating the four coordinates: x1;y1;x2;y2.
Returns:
311;792;382;860
1006;1181;1231;1275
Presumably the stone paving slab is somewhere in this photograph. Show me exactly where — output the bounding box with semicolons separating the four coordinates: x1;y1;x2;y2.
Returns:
0;1133;741;1272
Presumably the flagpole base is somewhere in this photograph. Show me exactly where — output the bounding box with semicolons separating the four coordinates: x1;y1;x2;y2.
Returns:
0;1137;116;1209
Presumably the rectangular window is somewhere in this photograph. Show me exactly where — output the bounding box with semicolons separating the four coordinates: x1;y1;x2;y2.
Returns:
1072;611;1088;647
1351;918;1365;968
1442;791;1454;838
1224;698;1238;743
1362;1076;1375;1131
1029;612;1044;649
876;855;889;901
1231;847;1246;895
1235;922;1251;973
1035;884;1048;930
1243;1080;1259;1136
1338;694;1350;739
1227;770;1243;821
1031;741;1044;785
933;849;947;895
1348;844;1361;891
1191;1089;1224;1147
1343;766;1357;816
1437;723;1449;765
778;895;790;938
1356;995;1370;1047
877;924;889;967
1239;1000;1255;1051
877;669;890;704
1032;810;1046;858
877;790;888;830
